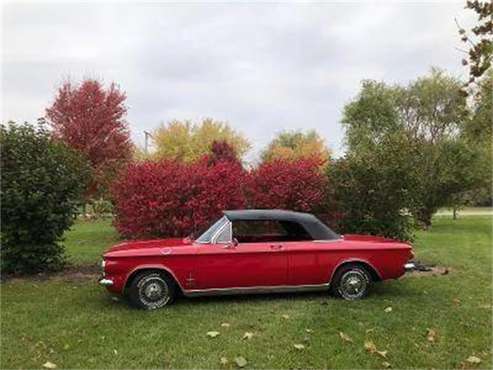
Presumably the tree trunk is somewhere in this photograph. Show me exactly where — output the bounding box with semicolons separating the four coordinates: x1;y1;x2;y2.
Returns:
453;206;457;220
416;208;434;230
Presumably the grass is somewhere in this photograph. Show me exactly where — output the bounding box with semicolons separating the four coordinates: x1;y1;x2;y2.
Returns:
1;216;492;369
63;219;119;265
436;207;493;216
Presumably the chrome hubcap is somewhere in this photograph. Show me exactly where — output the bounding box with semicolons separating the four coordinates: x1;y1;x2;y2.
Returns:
340;270;367;299
137;275;170;308
144;282;162;299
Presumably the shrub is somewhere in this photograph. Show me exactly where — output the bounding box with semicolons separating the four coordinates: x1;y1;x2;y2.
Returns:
248;158;328;213
327;134;418;241
1;122;89;273
111;159;248;238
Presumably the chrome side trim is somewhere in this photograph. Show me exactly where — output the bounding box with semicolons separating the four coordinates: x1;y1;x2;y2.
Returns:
183;282;330;297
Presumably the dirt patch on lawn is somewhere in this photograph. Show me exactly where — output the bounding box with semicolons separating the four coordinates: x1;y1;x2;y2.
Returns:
2;264;100;284
402;265;452;278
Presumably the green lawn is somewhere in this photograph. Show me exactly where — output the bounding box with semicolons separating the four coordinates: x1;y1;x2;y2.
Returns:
63;219;119;265
1;217;492;369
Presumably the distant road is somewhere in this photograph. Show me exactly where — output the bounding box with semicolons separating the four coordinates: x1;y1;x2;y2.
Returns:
436;207;493;216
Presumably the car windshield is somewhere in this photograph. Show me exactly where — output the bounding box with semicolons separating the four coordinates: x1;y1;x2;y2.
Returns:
196;216;228;244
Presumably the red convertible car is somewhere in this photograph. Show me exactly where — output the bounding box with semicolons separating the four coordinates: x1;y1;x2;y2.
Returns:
99;210;415;309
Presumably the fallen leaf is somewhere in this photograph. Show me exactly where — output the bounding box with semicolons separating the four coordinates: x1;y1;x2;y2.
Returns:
466;356;481;364
63;344;70;350
377;350;388;358
303;336;310;342
234;356;248;368
305;329;313;333
364;340;389;359
42;362;57;369
384;306;392;313
221;323;230;328
426;328;437;343
113;349;118;355
364;340;377;353
479;304;492;309
220;357;228;365
452;298;461;305
366;328;375;334
242;332;254;340
339;332;353;343
282;314;290;320
382;361;391;368
206;331;220;338
293;344;305;350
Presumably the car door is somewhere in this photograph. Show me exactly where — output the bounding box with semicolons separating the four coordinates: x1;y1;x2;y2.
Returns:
285;240;339;285
275;220;341;286
193;220;288;290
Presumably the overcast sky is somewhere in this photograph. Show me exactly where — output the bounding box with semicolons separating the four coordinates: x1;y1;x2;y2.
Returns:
2;1;475;160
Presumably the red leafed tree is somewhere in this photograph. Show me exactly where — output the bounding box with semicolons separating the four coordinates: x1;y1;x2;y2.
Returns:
111;159;248;238
207;140;241;166
248;157;328;213
46;79;132;199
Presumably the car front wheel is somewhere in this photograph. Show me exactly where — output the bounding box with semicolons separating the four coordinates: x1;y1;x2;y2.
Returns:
332;264;371;300
128;271;176;310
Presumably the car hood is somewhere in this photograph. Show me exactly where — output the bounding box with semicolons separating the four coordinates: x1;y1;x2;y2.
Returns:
103;237;193;258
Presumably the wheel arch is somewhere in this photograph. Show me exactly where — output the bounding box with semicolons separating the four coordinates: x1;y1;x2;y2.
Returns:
123;265;184;295
330;259;382;283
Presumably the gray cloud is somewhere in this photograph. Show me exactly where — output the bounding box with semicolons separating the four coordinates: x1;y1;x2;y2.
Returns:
2;1;475;160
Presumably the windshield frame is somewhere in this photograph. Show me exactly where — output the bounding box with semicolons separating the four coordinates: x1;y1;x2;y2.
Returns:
196;216;230;244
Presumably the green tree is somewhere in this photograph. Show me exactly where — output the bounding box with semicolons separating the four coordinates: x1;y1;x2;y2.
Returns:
1;121;90;273
466;70;493;143
261;130;330;163
152;118;250;162
459;69;493;208
343;69;484;228
328;132;418;241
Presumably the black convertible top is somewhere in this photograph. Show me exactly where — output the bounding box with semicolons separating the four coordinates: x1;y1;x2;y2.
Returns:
223;209;339;240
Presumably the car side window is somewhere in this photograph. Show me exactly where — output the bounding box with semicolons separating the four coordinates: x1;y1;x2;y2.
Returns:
232;220;312;243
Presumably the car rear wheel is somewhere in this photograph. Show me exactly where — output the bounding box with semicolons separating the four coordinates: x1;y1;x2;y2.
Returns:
331;264;371;300
128;271;176;310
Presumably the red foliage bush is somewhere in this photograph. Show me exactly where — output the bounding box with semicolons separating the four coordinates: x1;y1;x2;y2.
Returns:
111;159;248;238
247;158;328;213
112;156;330;239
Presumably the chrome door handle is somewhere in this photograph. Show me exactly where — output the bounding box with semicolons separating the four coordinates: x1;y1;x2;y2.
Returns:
270;244;283;250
